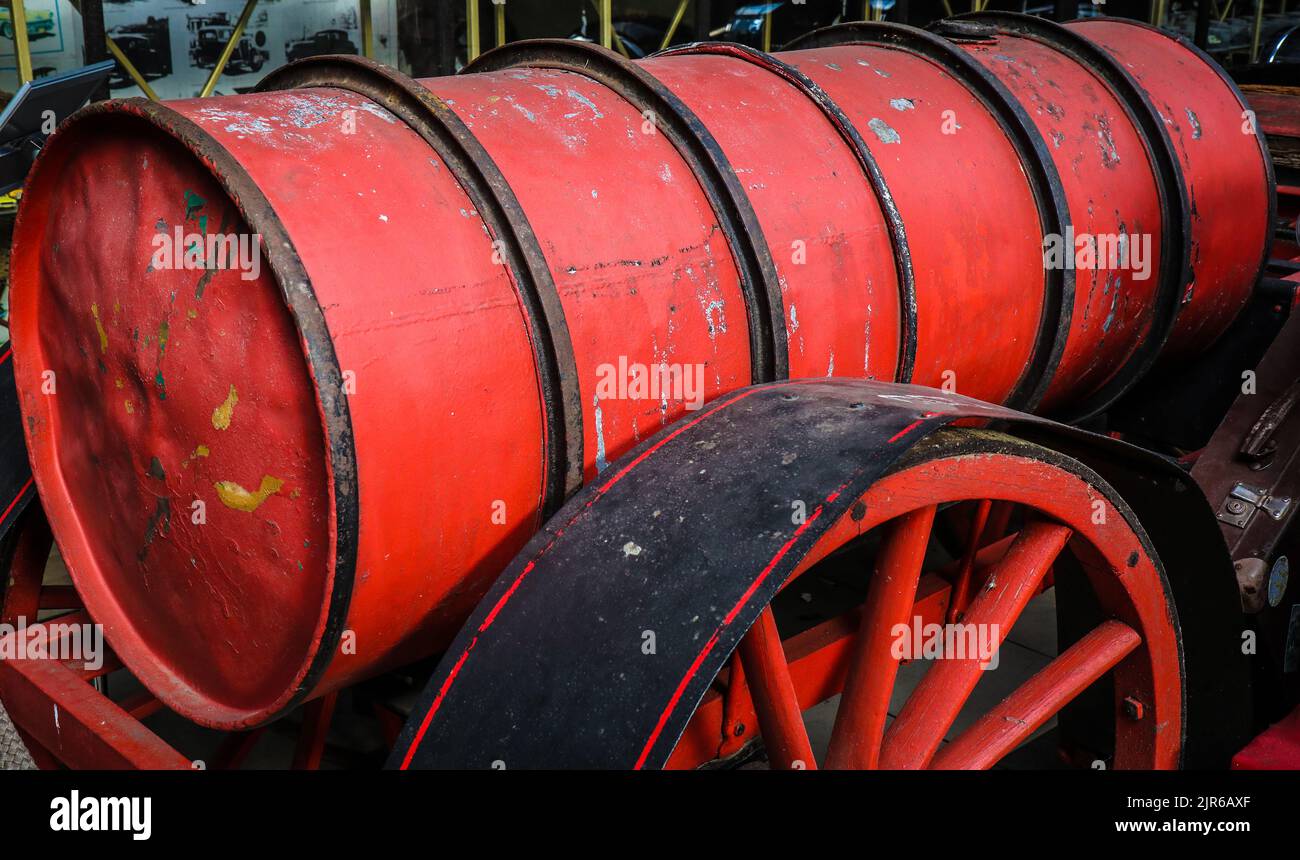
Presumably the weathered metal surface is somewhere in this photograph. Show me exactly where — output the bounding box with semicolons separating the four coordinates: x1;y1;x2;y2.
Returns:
1067;18;1273;367
1194;311;1300;563
0;613;190;769
388;379;1240;769
941;14;1178;417
648;41;907;386
7;21;1269;729
783;22;1072;411
782;25;1055;409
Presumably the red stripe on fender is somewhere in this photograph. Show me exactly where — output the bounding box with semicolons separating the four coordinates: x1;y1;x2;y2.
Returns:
634;504;826;769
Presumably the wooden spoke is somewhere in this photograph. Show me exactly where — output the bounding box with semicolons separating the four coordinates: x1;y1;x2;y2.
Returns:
878;521;1072;769
932;620;1140;769
948;498;993;624
737;607;816;769
824;505;938;770
981;501;1016;548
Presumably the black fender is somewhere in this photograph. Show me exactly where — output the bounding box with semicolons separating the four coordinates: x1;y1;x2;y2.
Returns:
0;347;35;542
390;379;1250;769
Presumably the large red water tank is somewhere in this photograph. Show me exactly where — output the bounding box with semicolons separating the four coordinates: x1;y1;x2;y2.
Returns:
8;16;1270;728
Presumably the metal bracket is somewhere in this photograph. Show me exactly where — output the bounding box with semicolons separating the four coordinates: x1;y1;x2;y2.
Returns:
1217;482;1293;528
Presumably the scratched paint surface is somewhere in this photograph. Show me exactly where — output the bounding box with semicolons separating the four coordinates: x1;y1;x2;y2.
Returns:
13;123;333;720
430;68;751;479
961;34;1164;409
1066;20;1268;362
175;87;552;689
642;53;901;386
785;45;1045;406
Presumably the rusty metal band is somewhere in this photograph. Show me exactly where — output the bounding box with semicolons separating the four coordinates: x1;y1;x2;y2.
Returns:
74;99;359;721
785;21;1073;411
465;39;790;383
956;12;1192;422
654;40;920;386
257;55;583;511
1100;16;1278;314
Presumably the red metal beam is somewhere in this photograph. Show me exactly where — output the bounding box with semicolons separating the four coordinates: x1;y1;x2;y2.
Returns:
0;646;190;769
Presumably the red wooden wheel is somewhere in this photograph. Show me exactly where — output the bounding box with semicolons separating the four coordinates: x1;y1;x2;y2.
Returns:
670;430;1183;770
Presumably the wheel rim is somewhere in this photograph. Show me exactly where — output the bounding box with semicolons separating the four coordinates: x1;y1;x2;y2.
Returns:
670;430;1183;770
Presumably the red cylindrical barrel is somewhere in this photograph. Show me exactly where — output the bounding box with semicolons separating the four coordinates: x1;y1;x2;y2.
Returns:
8;18;1270;728
1062;18;1273;362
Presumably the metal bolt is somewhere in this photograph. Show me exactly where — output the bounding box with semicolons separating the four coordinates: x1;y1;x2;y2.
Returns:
733;723;746;737
1226;500;1247;515
1122;696;1145;721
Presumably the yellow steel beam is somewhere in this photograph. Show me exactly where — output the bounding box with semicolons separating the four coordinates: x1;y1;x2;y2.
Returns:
361;0;373;58
6;0;33;84
1251;0;1265;62
495;0;506;47
762;10;772;51
467;0;480;62
660;0;688;51
198;0;258;97
600;0;612;49
106;37;159;100
64;0;157;100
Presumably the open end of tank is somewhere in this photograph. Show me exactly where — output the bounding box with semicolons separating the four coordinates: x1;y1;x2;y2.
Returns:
9;109;337;729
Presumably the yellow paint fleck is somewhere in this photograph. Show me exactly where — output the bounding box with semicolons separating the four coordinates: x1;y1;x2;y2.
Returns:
289;488;301;500
211;385;238;430
187;309;197;320
114;377;124;389
124;399;133;414
214;476;284;512
90;304;108;354
182;444;210;469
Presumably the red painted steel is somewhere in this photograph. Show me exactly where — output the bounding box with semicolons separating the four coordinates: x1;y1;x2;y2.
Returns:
7;22;1266;728
1065;19;1272;363
641;51;901;384
0;614;191;769
954;27;1165;410
1232;705;1300;769
426;67;753;476
781;44;1049;406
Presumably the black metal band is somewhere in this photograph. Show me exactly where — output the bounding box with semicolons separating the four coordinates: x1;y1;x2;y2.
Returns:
953;12;1193;422
786;21;1074;411
258;55;583;511
93;99;360;720
655;40;920;385
465;39;789;383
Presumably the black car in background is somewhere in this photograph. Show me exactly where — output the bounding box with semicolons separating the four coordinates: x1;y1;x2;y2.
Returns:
285;29;359;62
107;18;173;89
190;26;270;73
